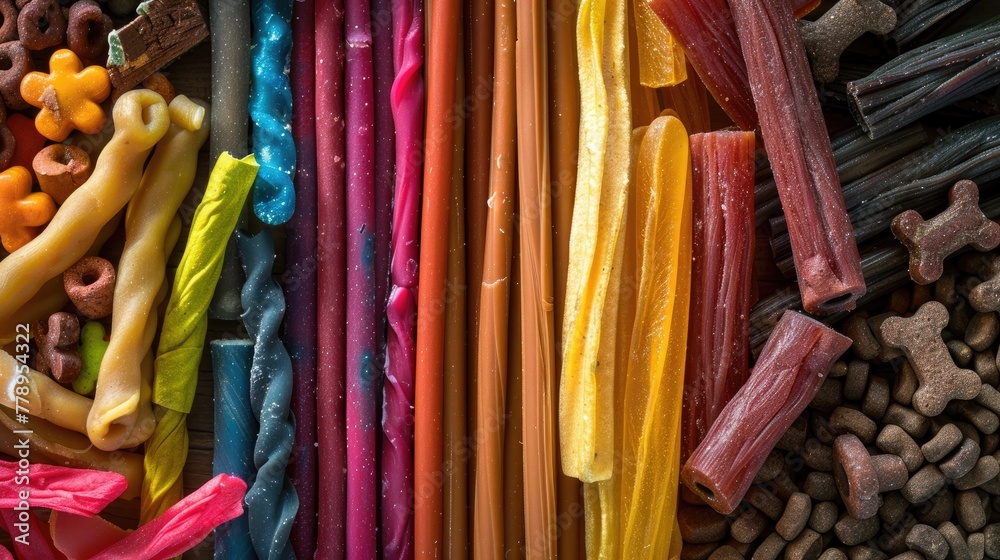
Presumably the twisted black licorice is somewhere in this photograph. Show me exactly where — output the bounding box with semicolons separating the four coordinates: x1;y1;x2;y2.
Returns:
238;229;299;560
891;0;975;46
848;18;1000;139
770;115;1000;266
751;191;1000;355
754;123;929;226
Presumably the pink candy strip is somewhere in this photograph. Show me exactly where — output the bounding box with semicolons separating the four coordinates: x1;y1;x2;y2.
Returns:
0;509;65;560
88;474;246;560
0;460;126;516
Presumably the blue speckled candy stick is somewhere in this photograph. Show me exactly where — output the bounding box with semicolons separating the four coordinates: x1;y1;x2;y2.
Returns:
211;339;257;560
249;0;296;225
237;229;299;560
345;0;379;553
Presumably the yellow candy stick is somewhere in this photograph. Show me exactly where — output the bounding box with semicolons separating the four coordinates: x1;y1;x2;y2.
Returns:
142;152;258;522
0;90;170;330
584;125;646;560
619;114;692;556
87;96;209;451
559;0;631;483
634;0;686;87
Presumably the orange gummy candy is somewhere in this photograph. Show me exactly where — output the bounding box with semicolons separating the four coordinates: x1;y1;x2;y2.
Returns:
0;166;57;252
20;49;111;142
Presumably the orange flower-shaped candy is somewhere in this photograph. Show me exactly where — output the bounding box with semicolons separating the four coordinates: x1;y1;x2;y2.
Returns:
20;49;111;141
0;166;57;252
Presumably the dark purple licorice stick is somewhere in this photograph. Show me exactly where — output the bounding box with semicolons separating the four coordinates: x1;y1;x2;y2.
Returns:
315;0;347;556
383;0;424;556
373;0;395;357
288;1;319;558
728;0;865;315
346;0;379;554
682;310;852;515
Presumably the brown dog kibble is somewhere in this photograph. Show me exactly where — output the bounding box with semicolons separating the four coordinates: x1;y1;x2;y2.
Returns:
831;407;879;444
835;514;881;546
804;472;838;502
845;360;870;401
834;434;908;519
809;500;839;534
883;404;930;440
864;376;891;420
954;456;1000;491
776;492;812;540
877;424;925;473
891;180;1000;285
922;423;964;463
679;506;729;544
940;439;981;480
905;524;948;560
786;529;824;560
901;464;947;504
938;521;972;560
881;301;982;417
966;312;999;351
955;490;988;532
751;533;787;560
844;313;880;361
730;507;767;544
64;256;116;320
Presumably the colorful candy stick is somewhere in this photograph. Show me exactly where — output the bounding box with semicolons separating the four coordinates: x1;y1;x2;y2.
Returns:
372;0;395;358
729;0;864;314
505;238;526;559
0;409;143;500
548;0;584;549
286;1;319;557
0;460;126;515
516;0;557;553
682;131;755;461
0;90;170;333
237;229;299;560
50;513;130;559
211;340;256;560
344;0;379;553
383;0;424;553
92;474;247;560
559;0;631;483
249;0;295;225
474;0;517;551
142;153;258;523
414;0;460;554
633;0;685;88
443;72;469;558
315;0;347;555
0;509;61;559
619;115;692;556
88;96;208;452
0;350;91;436
682;311;852;514
464;0;495;467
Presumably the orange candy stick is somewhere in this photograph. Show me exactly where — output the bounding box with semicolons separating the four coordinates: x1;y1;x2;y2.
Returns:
414;0;461;554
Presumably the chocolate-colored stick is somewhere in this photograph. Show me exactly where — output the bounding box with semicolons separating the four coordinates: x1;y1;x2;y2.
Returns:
287;1;319;557
372;0;394;355
728;0;865;314
682;311;852;514
315;0;347;556
207;0;250;320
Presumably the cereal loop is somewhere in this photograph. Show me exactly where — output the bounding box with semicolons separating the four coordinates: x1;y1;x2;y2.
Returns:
17;0;67;51
67;0;112;64
64;255;116;320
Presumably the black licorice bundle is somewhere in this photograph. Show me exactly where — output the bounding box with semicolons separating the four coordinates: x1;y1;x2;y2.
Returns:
848;18;1000;139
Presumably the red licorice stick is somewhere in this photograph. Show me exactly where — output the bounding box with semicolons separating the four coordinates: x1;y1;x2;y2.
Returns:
345;0;379;553
414;0;460;554
382;0;424;555
315;0;348;556
682;131;756;463
372;0;395;353
728;0;865;314
647;0;757;130
288;2;319;557
682;311;852;514
647;0;819;131
0;460;126;516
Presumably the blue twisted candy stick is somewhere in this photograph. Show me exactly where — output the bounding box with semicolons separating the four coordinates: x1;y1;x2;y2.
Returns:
238;228;299;560
250;0;296;225
211;339;257;560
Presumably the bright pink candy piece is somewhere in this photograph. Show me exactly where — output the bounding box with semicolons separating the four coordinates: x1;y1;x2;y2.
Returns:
0;459;126;516
0;544;12;560
88;473;247;560
0;509;66;560
50;511;129;560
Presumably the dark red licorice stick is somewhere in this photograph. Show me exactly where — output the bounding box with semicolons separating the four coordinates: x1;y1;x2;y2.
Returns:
682;310;852;514
345;0;379;553
682;131;756;463
315;0;347;556
646;0;757;131
288;2;319;558
372;0;395;355
728;0;865;315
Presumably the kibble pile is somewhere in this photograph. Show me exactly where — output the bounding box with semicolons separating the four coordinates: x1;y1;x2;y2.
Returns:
680;252;1000;560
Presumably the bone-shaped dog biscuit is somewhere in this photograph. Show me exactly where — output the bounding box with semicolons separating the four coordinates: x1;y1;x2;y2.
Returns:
800;0;897;83
881;301;982;417
892;180;1000;285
